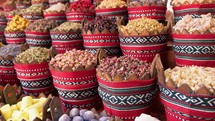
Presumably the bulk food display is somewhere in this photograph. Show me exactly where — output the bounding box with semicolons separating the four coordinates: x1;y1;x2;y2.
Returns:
0;0;214;121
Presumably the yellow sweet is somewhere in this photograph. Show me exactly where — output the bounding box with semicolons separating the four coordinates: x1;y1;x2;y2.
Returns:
12;110;29;120
11;105;18;112
5;15;29;32
0;104;12;120
21;96;33;110
6;118;17;121
29;108;41;121
16;102;22;110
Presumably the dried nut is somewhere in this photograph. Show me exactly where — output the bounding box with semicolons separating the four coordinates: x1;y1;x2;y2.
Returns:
44;3;66;14
119;17;167;36
173;13;215;34
15;47;51;64
97;56;151;82
96;0;127;9
49;49;97;71
129;0;165;7
32;0;48;4
5;15;29;32
25;4;47;15
165;66;215;95
51;22;82;33
67;0;95;12
83;16;118;34
5;9;24;17
16;0;31;5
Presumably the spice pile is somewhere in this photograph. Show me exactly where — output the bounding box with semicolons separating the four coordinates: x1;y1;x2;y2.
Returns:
96;0;127;9
51;22;81;33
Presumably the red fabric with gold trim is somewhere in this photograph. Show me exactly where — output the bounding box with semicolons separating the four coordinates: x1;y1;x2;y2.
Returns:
3;6;16;12
23;14;44;22
44;13;66;24
66;12;95;23
95;7;127;18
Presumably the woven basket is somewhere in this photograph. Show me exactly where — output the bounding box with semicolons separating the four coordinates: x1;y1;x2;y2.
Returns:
14;62;53;96
16;4;31;9
5;15;13;22
44;13;67;24
50;31;83;53
119;34;168;62
50;68;99;109
173;4;215;23
98;76;157;121
128;6;166;22
83;33;121;56
25;31;52;47
172;34;215;67
159;82;215;121
0;60;19;86
66;12;95;23
23;14;44;22
4;31;26;44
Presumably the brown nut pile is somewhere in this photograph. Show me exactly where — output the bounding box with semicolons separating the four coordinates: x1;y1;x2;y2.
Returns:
0;44;23;60
129;0;166;7
3;0;16;6
172;0;215;6
15;47;51;64
83;16;118;34
32;0;48;4
51;22;82;33
24;4;47;15
16;0;31;5
0;11;6;21
118;17;168;36
5;15;30;32
173;13;215;34
96;0;127;9
165;66;215;95
5;9;25;17
25;19;59;32
44;2;67;14
49;49;97;71
97;56;151;82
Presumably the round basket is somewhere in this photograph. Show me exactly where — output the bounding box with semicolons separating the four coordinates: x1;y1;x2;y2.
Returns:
16;4;31;9
25;31;52;47
50;31;83;53
128;6;166;22
23;14;44;22
97;76;157;121
0;17;7;26
3;6;16;12
4;31;26;44
0;31;5;44
158;82;215;121
119;34;168;62
66;12;95;23
44;13;66;24
49;0;69;6
0;60;19;86
5;15;13;22
95;7;128;19
14;62;53;96
172;34;215;67
83;33;121;56
50;68;99;109
173;4;215;23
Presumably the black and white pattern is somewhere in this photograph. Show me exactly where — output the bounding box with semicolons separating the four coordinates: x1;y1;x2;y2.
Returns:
0;69;16;75
122;49;162;54
51;33;82;40
159;85;215;107
26;38;52;47
16;70;50;78
4;32;25;38
20;77;52;88
23;14;43;21
0;60;13;66
23;86;53;96
86;47;121;56
120;35;168;45
57;86;98;99
53;79;97;86
62;99;98;109
173;44;215;55
84;39;119;43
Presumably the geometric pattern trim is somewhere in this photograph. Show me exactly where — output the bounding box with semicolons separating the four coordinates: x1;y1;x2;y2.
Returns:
122;49;161;53
51;32;82;40
23;14;43;20
53;79;96;86
0;60;13;66
86;47;121;56
20;77;53;88
26;38;52;46
4;32;25;38
16;70;50;77
61;98;98;109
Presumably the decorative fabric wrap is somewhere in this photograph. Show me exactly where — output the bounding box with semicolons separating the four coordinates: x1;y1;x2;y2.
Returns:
119;34;168;62
5;15;13;22
3;6;16;12
4;31;26;44
95;7;128;20
44;13;67;24
158;82;215;121
50;31;83;53
128;6;166;22
23;14;44;22
97;76;157;121
66;12;95;23
173;4;215;23
83;33;121;56
0;31;5;43
14;62;53;96
49;0;69;6
172;34;215;67
0;60;19;86
16;4;31;9
50;68;99;109
25;31;52;47
0;17;7;26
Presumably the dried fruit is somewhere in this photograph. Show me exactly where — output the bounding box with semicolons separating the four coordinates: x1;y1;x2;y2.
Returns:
51;22;81;33
24;4;47;15
129;0;165;7
5;15;29;32
96;0;127;9
67;0;95;12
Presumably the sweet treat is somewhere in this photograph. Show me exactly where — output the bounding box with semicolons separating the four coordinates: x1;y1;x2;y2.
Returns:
24;4;47;16
51;22;81;33
129;0;166;7
15;47;51;64
173;13;215;34
83;16;118;34
32;0;48;4
25;19;59;32
96;0;127;9
67;0;95;12
44;2;67;14
49;49;96;71
5;9;25;17
171;0;215;6
16;0;31;9
118;17;168;36
5;15;29;32
165;66;215;95
97;56;151;81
